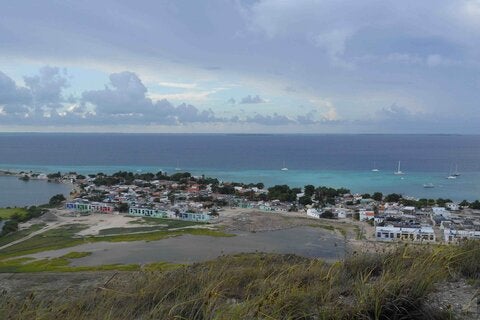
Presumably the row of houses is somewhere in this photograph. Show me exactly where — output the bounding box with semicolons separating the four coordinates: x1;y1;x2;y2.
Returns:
375;225;436;242
128;207;211;222
65;201;211;222
65;201;114;213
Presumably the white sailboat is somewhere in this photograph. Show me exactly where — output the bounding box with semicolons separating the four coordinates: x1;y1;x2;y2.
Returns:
281;160;288;171
394;161;404;175
446;164;457;179
452;163;461;177
174;160;181;171
371;161;379;172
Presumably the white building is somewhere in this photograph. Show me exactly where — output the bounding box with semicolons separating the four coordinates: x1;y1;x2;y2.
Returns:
432;207;451;218
443;228;480;242
376;225;436;242
445;203;460;211
306;208;322;218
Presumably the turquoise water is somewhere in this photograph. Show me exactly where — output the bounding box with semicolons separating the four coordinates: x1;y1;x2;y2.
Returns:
0;175;71;207
0;134;479;202
1;164;478;201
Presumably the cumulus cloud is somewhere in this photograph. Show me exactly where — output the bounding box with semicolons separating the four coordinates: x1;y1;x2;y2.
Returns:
81;71;220;124
23;66;69;111
0;71;31;114
245;113;292;125
82;71;152;115
240;95;266;104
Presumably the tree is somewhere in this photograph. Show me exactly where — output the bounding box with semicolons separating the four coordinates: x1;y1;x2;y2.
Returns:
470;200;480;210
1;220;18;235
298;195;312;206
362;193;371;199
459;200;470;208
372;192;383;202
49;194;66;206
320;210;334;219
47;172;62;179
384;193;402;202
115;203;128;213
304;185;315;197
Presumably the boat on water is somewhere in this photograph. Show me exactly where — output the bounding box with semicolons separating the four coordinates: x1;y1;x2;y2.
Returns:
452;164;461;177
371;161;379;172
394;161;404;175
174;161;181;171
281;160;288;171
446;164;457;179
423;183;434;188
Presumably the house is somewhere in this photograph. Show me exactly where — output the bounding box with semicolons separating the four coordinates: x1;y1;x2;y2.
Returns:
402;206;416;214
445;202;460;211
376;225;435;242
444;228;480;242
359;209;375;221
432;207;451;218
128;207;167;218
306;208;322;218
66;201;114;213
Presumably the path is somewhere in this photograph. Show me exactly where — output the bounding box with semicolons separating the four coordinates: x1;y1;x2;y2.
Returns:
0;222;63;251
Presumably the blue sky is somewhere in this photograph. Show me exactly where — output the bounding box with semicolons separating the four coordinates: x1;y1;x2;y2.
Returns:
0;0;479;133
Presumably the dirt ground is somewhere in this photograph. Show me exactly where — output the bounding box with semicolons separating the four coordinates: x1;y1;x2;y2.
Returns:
20;209;157;236
0;271;128;300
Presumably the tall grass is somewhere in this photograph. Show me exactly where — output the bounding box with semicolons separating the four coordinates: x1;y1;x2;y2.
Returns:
0;241;478;319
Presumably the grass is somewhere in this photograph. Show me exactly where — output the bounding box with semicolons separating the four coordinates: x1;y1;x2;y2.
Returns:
0;207;28;219
0;224;88;258
90;228;234;242
1;241;478;319
0;251;181;273
0;224;234;259
0;223;45;247
0;252;140;273
128;217;206;228
98;226;169;235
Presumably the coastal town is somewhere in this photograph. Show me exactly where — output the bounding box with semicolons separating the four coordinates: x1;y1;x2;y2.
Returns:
2;169;479;245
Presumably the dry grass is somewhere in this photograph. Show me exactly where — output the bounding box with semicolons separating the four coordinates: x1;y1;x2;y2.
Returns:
0;240;478;319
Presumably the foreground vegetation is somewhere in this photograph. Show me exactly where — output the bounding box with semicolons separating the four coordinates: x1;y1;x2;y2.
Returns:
0;251;180;273
1;241;478;319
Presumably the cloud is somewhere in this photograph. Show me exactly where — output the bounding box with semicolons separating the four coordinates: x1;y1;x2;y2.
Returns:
0;71;31;114
245;113;292;125
81;71;223;124
158;81;197;89
227;97;236;104
23;66;69;111
240;94;266;104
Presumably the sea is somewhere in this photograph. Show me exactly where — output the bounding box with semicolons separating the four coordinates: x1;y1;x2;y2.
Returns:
0;133;479;206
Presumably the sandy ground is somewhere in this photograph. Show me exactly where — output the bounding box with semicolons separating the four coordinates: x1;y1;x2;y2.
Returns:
20;209;160;236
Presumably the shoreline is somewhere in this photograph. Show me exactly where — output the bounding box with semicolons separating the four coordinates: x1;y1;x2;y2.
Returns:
1;167;479;202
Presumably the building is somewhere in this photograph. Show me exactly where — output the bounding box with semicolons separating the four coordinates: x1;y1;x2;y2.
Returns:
65;201;114;213
359;209;375;221
375;225;435;242
306;208;322;218
129;207;211;222
432;207;451;218
128;207;167;218
444;228;480;242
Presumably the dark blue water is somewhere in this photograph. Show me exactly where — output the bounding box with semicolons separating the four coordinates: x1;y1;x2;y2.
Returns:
0;133;479;201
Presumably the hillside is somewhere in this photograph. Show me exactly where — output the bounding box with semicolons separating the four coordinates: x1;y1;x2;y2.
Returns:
0;241;478;319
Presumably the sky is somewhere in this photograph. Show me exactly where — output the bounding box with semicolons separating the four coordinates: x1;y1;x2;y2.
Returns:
0;0;479;133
